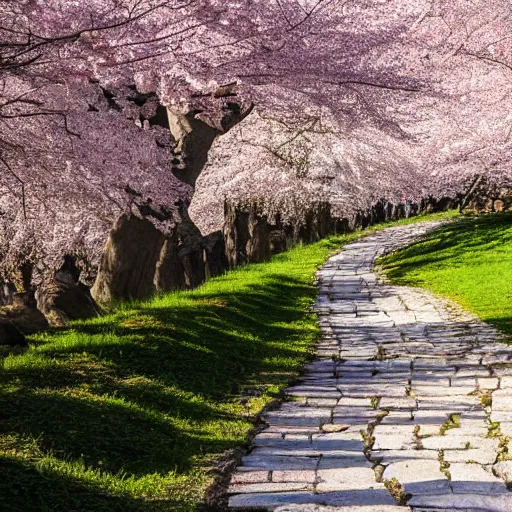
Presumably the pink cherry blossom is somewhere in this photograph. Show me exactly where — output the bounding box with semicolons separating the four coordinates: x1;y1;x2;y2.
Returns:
0;0;510;291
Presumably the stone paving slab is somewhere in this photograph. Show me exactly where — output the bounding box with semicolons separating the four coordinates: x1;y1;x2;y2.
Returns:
408;494;512;511
274;506;407;512
228;482;313;494
229;489;399;509
227;221;512;510
448;463;508;494
412;509;485;512
272;470;317;483
443;440;499;465
316;467;385;492
241;455;319;470
382;460;451;495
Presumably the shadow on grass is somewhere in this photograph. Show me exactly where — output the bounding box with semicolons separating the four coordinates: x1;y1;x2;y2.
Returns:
484;317;512;340
16;274;314;398
0;390;238;477
1;456;181;512
0;272;319;510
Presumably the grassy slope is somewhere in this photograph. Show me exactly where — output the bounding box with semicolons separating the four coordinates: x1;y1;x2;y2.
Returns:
0;210;456;512
381;212;512;336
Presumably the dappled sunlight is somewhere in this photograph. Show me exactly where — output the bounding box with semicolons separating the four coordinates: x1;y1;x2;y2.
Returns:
0;232;343;511
0;213;459;511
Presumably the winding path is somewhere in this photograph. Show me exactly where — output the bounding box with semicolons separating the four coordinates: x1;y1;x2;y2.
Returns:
228;221;512;512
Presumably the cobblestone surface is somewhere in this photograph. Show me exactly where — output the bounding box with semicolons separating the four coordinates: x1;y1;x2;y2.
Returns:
228;222;512;511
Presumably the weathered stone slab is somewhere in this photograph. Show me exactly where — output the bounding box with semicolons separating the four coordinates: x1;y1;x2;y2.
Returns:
286;387;340;399
340;386;407;398
491;390;512;412
241;455;319;470
370;449;439;464
249;447;331;457
450;377;477;387
306;398;339;407
332;415;377;426
373;424;416;436
316;467;383;492
410;509;481;512
274;506;406;512
448;462;508;494
379;397;417;410
416;424;443;437
490;411;512;423
228;482;312;494
421;435;492;451
318;456;372;469
444;426;489;437
411;376;450;386
231;470;270;484
254;434;288;446
315;488;400;507
320;423;352;433
416;396;479;410
272;470;316;483
265;425;321;435
229;489;399;509
493;460;512;482
228;491;317;509
444;439;499;465
382;460;451;495
336;397;373;407
497;376;512;388
408;493;512;511
412;385;476;396
455;367;491;378
413;410;450;424
477;377;500;390
311;432;364;452
379;411;415;425
373;433;417;450
411;509;481;512
263;409;332;427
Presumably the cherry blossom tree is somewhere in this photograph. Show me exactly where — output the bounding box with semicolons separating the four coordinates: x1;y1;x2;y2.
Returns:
0;1;204;291
1;0;512;304
185;0;512;229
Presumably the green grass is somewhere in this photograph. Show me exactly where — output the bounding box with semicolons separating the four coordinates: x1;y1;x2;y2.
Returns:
380;212;512;336
0;210;457;512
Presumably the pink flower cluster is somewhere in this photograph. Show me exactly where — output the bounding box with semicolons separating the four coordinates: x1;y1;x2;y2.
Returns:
0;0;511;283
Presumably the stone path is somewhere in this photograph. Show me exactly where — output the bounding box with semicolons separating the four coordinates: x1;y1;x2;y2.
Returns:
227;221;512;512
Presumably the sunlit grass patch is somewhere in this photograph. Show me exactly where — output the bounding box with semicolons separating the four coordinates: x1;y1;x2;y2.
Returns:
0;209;457;511
380;212;512;336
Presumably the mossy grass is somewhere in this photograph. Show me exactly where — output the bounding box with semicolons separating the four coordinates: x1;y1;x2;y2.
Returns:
439;414;461;435
0;209;456;511
380;212;512;336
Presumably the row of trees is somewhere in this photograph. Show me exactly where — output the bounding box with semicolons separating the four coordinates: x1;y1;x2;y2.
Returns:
1;0;511;288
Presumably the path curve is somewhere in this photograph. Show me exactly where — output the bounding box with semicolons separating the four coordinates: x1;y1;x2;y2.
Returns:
228;221;512;512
